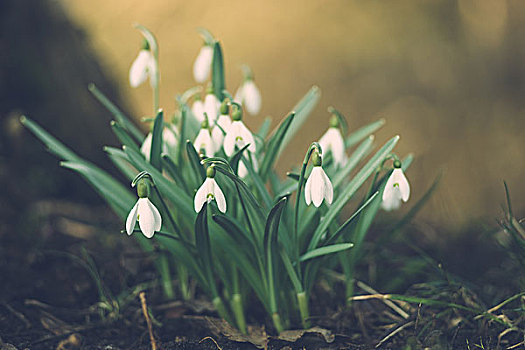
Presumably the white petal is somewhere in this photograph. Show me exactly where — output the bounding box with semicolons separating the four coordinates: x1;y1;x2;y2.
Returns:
242;81;262;115
140;133;153;161
125;201;140;235
213;180;227;213
194;129;214;156
137;198;156;238
310;167;325;207
129;50;150;87
322;169;334;205
239;122;256;153
217;114;232;131
383;171;397;202
163;125;178;148
394;169;411;202
147;200;162;232
147;55;158;88
194;178;211;212
212;126;224;150
304;172;312;205
223;122;240;156
192;100;205;123
234;85;244;104
193;46;213;83
204;94;220;124
319;128;346;167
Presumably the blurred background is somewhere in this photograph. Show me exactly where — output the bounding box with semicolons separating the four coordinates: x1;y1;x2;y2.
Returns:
2;0;525;234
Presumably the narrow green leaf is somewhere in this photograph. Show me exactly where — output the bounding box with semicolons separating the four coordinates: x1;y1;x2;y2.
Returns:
276;86;321;161
300;243;354;262
333;135;374;188
279;247;303;293
264;197;288;313
309;135;400;250
150;110;164;170
257;117;272;139
110;120;140;153
186;140;206;185
20;116;80;162
195;203;218;297
212;41;225;101
104;146;137;180
161;154;188;191
345;118;385;149
260;112;295;181
88;84;145;143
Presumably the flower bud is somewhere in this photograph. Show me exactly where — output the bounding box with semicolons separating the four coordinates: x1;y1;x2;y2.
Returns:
393;159;402;169
206;166;216;178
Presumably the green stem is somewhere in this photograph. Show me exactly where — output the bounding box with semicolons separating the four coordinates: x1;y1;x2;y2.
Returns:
212;296;231;323
231;294;247;334
158;254;174;299
272;312;284;333
176;264;192;301
297;291;310;328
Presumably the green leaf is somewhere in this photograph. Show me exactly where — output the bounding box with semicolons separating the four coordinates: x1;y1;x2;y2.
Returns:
60;161;135;219
260;112;295;181
333;135;374;188
308;135;400;250
110;120;140;153
211;41;225;101
104;146;137;180
264;197;288;313
300;243;353;262
257;117;272;140
150;110;164;170
279;247;303;293
20;116;80;162
276;86;321;161
186;140;206;186
345;118;385;149
88;84;144;143
161;154;188;192
194;203;219;298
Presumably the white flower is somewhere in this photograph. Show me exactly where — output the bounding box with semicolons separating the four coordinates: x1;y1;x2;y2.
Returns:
238;154;258;178
193;126;215;156
193;45;213;83
235;80;262;115
194;177;227;213
211;114;232;149
223;120;256;157
305;166;333;207
319;127;347;167
381;168;410;211
129;50;157;88
191;99;205;123
204;93;220;124
140;125;178;161
126;198;162;238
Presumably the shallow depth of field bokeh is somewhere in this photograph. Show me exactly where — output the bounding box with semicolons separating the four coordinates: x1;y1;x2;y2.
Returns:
60;0;524;229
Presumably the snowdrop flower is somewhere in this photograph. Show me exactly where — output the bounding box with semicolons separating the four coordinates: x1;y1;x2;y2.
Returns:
193;45;213;83
319;115;347;167
129;41;157;88
191;96;205;123
381;161;410;211
193;119;215;157
223;105;256;157
194;166;227;213
211;100;232;149
204;88;221;125
126;179;162;238
305;151;333;207
235;66;261;115
140;124;178;161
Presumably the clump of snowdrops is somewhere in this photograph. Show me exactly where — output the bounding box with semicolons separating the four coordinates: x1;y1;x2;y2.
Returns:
22;26;413;333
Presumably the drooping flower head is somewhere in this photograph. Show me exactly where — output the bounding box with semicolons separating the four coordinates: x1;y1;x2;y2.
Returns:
126;178;162;238
193;117;215;157
223;104;256;156
129;39;158;88
234;65;262;116
193;44;214;83
305;150;333;207
191;95;205;123
381;160;410;211
212;99;232;150
204;86;221;125
319;114;347;168
194;166;227;213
